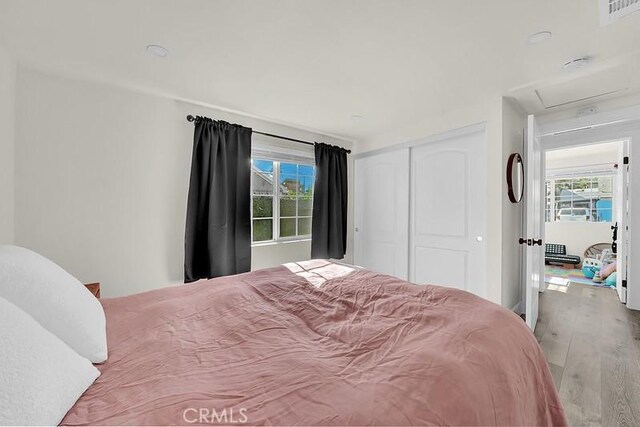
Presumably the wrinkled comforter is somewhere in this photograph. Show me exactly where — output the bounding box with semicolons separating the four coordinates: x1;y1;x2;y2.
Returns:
62;260;566;426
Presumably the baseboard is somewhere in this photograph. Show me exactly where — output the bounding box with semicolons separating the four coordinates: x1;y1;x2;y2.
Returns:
511;300;523;315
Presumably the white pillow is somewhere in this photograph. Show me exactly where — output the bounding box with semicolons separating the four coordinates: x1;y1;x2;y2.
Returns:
0;296;100;426
0;245;107;362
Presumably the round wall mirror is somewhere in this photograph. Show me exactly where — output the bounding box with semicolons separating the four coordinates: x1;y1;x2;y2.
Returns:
506;153;524;203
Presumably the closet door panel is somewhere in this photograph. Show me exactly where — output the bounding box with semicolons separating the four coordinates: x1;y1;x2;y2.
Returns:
354;149;409;280
414;150;468;237
414;247;468;290
410;130;487;297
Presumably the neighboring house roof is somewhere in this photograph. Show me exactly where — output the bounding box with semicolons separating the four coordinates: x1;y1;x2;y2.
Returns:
252;165;287;194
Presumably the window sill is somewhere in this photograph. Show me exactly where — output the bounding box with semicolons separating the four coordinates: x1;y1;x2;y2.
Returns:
546;221;612;224
252;238;311;248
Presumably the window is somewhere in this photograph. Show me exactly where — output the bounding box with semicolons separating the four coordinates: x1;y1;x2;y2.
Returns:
251;158;315;243
545;174;613;223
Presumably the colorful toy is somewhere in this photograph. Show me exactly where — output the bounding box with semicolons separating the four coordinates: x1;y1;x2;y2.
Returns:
600;262;617;279
583;257;601;268
582;265;599;279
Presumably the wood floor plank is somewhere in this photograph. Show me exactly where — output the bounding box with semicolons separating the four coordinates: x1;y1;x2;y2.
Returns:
538;286;580;367
601;348;640;427
536;287;563;341
558;289;603;426
547;362;565;391
600;291;640;427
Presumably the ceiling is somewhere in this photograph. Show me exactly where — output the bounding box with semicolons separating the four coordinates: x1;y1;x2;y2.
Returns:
1;0;639;141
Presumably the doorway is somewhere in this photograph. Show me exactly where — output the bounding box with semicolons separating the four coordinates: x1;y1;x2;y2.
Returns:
543;140;626;296
524;109;640;426
523;108;640;333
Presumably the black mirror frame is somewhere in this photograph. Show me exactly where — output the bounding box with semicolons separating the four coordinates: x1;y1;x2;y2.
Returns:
506;153;524;204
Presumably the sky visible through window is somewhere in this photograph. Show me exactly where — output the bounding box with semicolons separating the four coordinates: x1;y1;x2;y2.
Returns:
254;159;273;173
254;160;314;193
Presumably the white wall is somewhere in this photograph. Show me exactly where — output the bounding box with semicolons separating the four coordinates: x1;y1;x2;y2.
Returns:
0;47;15;244
7;65;534;310
545;222;612;258
500;97;525;311
546;142;619;170
14;67;354;297
252;240;311;270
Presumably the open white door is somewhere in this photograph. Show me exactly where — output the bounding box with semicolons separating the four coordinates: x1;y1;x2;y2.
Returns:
524;115;544;331
615;142;630;303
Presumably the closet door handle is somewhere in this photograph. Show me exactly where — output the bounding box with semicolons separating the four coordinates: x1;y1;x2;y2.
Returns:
533;239;543;246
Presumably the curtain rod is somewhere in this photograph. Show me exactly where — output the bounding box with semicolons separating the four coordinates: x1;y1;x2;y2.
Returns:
186;115;351;154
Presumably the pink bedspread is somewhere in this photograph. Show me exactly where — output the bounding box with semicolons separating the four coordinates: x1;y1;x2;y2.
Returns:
62;260;566;426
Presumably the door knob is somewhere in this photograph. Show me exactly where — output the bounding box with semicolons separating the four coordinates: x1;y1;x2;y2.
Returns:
519;238;542;246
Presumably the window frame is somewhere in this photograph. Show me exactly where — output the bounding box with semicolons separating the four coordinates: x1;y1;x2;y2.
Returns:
251;158;315;245
544;172;614;224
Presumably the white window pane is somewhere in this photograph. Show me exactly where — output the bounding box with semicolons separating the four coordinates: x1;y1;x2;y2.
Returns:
280;197;296;217
253;219;273;242
298;218;312;236
298;196;313;216
252;196;273;218
280;218;296;237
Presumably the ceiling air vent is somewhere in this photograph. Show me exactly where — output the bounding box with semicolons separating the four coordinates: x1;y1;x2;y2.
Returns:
600;0;640;25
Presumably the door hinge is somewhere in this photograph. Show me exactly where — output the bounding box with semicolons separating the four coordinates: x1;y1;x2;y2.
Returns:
623;156;629;165
622;279;627;288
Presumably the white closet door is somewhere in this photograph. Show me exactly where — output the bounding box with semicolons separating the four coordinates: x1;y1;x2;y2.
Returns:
410;130;487;297
354;149;410;280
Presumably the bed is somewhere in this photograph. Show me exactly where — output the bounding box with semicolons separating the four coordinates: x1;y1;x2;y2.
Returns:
61;260;566;426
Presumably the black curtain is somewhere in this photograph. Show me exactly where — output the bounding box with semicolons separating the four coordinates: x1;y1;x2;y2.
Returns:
184;117;252;282
311;143;348;259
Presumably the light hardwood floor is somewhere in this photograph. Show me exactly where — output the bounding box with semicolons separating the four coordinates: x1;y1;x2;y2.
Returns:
535;282;640;427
